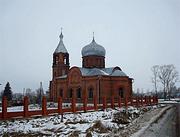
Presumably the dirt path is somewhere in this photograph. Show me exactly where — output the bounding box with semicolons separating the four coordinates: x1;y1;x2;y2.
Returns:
139;106;177;137
176;104;180;137
108;106;168;137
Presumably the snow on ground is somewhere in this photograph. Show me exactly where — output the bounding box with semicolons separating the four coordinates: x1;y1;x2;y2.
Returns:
0;108;121;136
0;105;167;137
0;103;95;112
158;98;180;104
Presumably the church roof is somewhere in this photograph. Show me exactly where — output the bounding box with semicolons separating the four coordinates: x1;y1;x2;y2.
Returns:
81;37;106;57
79;67;127;77
56;67;127;79
111;69;127;76
54;31;68;54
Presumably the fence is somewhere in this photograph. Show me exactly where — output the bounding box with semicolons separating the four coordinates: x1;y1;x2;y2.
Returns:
0;96;158;120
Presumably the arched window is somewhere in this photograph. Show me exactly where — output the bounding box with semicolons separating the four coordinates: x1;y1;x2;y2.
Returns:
69;89;73;98
56;56;59;64
88;88;93;99
119;88;124;98
59;89;63;97
62;70;65;75
64;57;66;64
76;88;81;99
96;58;98;65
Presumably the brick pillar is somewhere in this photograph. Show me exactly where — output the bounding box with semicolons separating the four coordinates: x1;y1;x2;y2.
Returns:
145;96;147;105
23;96;29;117
58;97;62;114
2;96;7;119
156;96;158;104
111;96;115;109
141;96;143;106
149;96;152;106
94;95;98;111
130;97;133;106
142;96;145;106
42;96;47;116
125;96;128;108
118;96;122;108
72;91;76;113
146;96;149;105
103;96;107;110
136;97;139;107
83;93;87;112
152;96;155;104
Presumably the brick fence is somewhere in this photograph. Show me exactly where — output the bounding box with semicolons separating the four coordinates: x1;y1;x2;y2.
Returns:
0;96;158;120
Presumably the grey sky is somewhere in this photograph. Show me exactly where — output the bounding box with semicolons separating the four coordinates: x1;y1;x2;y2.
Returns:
0;0;180;93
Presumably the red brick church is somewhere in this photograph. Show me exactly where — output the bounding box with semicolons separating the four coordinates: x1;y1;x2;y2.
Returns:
49;31;133;103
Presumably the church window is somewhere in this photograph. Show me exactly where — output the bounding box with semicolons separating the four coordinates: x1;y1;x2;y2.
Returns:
88;88;93;99
76;88;81;98
59;89;63;97
69;89;73;98
119;88;124;98
96;58;98;66
56;56;59;64
87;58;89;66
64;57;66;64
62;70;65;75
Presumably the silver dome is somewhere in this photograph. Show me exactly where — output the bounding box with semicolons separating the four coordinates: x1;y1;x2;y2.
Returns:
54;32;68;54
81;38;106;57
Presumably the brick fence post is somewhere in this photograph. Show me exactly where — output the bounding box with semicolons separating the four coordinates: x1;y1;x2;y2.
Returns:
145;96;147;105
94;95;98;111
23;96;29;117
83;93;87;112
130;97;133;106
136;97;139;107
42;96;47;116
58;97;62;115
111;96;115;109
149;96;152;106
125;96;128;108
141;96;143;106
2;96;7;119
152;96;155;105
103;96;106;110
118;96;121;108
156;96;158;104
72;92;76;113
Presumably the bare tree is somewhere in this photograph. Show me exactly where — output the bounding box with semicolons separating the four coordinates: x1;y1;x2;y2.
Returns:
36;82;44;106
166;65;179;100
158;64;179;100
151;65;159;96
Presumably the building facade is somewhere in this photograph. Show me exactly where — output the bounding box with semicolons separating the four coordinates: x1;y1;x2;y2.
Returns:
49;31;133;103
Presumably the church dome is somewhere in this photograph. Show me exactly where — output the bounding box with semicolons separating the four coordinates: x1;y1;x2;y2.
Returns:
81;38;106;57
54;29;68;54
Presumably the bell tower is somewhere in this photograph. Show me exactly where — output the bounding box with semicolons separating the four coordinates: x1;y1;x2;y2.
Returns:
52;29;69;79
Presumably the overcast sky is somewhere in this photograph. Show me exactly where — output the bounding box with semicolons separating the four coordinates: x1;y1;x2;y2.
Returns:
0;0;180;93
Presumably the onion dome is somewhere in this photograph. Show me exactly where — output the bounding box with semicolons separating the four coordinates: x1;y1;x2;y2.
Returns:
54;29;68;54
81;36;106;57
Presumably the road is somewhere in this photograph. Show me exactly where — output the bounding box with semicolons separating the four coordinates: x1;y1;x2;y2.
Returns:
141;104;180;137
176;104;180;137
